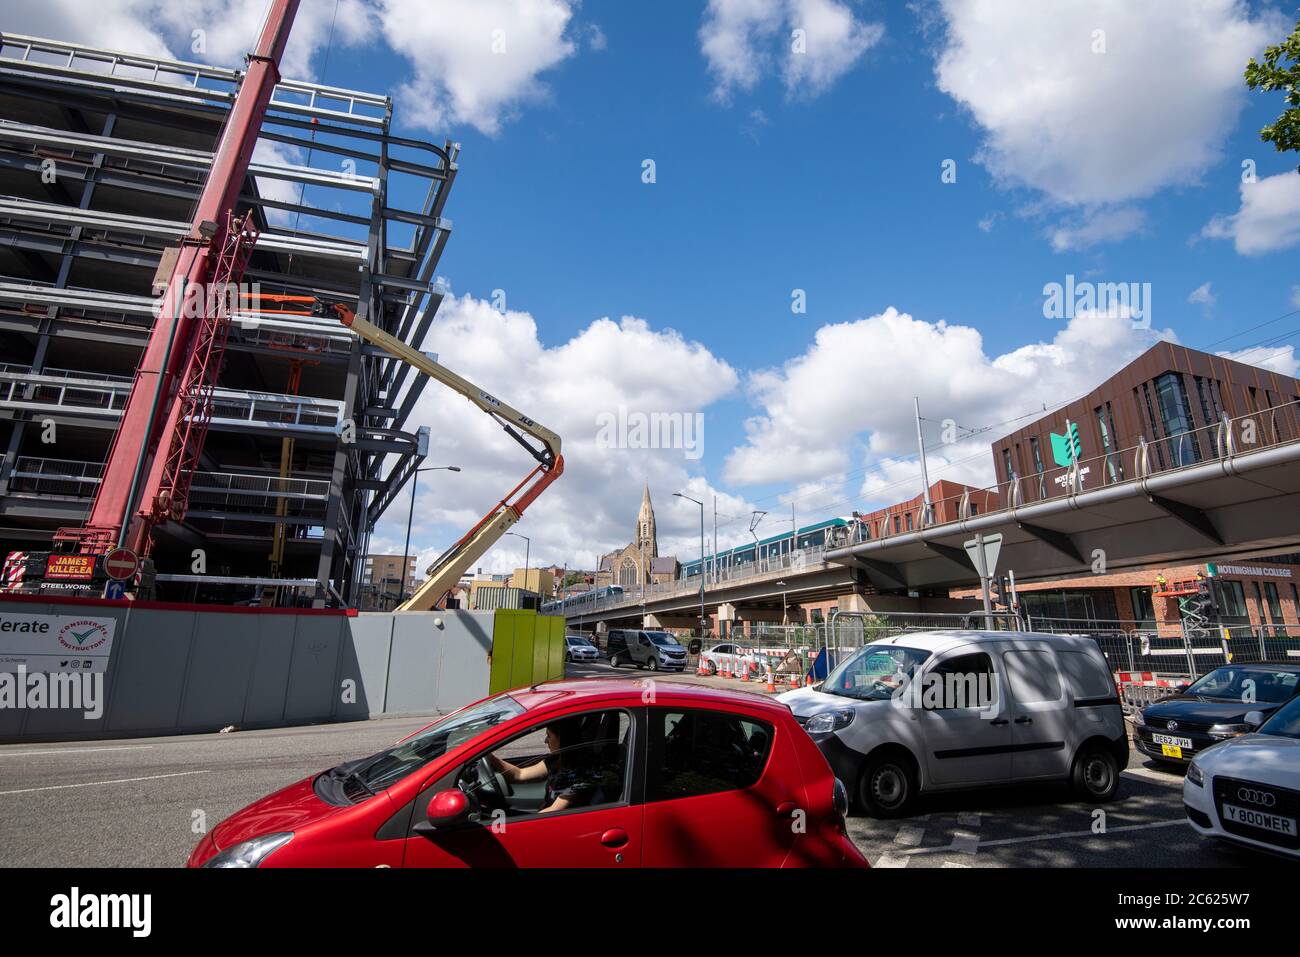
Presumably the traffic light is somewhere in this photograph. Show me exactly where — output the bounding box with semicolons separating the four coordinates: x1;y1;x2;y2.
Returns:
991;575;1009;607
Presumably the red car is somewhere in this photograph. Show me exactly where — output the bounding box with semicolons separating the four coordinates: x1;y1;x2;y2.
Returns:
188;679;867;868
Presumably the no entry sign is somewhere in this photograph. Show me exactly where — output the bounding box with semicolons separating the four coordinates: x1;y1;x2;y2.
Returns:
104;547;140;582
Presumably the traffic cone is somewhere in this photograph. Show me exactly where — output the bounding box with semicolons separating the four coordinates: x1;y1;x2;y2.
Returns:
697;655;708;676
739;661;749;681
765;671;776;693
804;673;813;687
721;657;732;679
789;673;799;689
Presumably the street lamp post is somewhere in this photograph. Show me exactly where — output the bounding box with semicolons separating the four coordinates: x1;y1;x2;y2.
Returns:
675;492;707;638
776;579;788;626
506;531;530;593
400;465;461;604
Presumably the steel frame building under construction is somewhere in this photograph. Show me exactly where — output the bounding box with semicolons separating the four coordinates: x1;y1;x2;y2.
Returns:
0;31;457;606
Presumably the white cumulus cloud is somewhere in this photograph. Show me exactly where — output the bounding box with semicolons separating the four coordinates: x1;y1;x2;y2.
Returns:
6;0;582;135
380;295;744;572
1201;172;1300;256
700;0;883;101
723;307;1177;488
934;0;1279;247
378;0;578;135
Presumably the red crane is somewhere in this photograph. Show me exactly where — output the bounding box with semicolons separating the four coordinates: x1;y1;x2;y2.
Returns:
52;0;301;561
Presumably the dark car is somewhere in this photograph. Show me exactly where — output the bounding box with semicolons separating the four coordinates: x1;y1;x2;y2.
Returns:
1133;663;1300;766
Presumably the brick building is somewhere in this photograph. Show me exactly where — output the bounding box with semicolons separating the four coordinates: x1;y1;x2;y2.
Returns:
991;342;1300;505
853;479;1000;539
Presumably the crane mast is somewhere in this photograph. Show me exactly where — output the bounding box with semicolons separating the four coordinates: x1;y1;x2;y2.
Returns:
53;0;301;559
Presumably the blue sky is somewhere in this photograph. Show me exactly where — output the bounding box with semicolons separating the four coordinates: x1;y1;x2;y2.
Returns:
13;0;1300;570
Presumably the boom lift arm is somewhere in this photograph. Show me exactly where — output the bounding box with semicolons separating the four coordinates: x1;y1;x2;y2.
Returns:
334;306;563;611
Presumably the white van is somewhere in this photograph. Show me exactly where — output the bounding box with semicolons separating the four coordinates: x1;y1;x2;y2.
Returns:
778;631;1127;817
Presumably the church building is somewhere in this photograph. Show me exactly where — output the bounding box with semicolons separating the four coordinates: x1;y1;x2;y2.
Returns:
596;485;680;588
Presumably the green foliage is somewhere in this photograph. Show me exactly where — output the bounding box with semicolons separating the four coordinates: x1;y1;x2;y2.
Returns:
1246;16;1300;169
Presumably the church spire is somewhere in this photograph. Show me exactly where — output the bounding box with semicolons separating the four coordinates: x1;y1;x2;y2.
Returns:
636;483;657;559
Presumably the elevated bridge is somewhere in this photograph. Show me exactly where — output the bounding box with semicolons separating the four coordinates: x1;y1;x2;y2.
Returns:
566;415;1300;630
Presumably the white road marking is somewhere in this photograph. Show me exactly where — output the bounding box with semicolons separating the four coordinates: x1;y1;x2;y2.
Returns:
872;853;910;868
0;746;154;757
0;770;210;795
957;811;981;827
1122;766;1183;786
900;817;1187;854
951;829;980;854
894;825;925;847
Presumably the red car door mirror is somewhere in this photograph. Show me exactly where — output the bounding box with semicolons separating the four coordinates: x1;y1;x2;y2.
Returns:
425;789;471;827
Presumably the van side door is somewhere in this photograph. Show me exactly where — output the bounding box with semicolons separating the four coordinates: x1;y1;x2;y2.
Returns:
917;647;1012;786
1001;646;1073;780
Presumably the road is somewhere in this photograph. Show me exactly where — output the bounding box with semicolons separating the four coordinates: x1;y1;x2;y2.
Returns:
0;658;1260;868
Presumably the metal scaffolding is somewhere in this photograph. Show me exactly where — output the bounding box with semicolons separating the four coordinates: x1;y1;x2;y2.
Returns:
0;31;458;606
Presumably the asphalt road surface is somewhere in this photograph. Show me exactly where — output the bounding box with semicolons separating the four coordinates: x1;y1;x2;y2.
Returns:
0;659;1265;867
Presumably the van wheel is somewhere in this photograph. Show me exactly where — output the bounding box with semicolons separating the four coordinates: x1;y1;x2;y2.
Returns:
1073;744;1120;803
609;653;621;668
646;657;658;672
858;753;916;819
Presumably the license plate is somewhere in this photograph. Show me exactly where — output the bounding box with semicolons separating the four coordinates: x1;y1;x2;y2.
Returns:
1153;734;1193;749
1222;803;1298;836
1160;744;1183;759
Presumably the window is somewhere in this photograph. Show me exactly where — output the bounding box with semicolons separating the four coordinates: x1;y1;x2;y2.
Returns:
473;710;631;818
647;709;773;801
1194;376;1222;429
970;502;979;515
1029;436;1045;474
352;693;526;793
1028;437;1046;498
1129;587;1155;628
893;514;901;534
1095;403;1122;483
1185;667;1298;704
1215;580;1248;620
1139;383;1168;469
905;512;914;531
1057;650;1115;700
1153;372;1202;466
823;644;931;700
1264;582;1283;623
1001;448;1015;484
1003;650;1063;704
924;652;998;710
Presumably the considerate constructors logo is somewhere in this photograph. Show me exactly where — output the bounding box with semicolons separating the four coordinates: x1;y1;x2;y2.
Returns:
56;619;110;652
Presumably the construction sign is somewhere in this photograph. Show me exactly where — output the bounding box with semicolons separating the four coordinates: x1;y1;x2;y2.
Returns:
44;554;96;581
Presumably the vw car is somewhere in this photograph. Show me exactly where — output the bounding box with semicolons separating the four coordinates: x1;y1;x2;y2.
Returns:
1184;693;1300;859
779;631;1128;817
565;634;599;662
1133;663;1300;766
187;680;866;868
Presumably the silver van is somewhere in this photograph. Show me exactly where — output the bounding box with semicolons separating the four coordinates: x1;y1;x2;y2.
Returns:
779;631;1127;817
607;629;688;671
